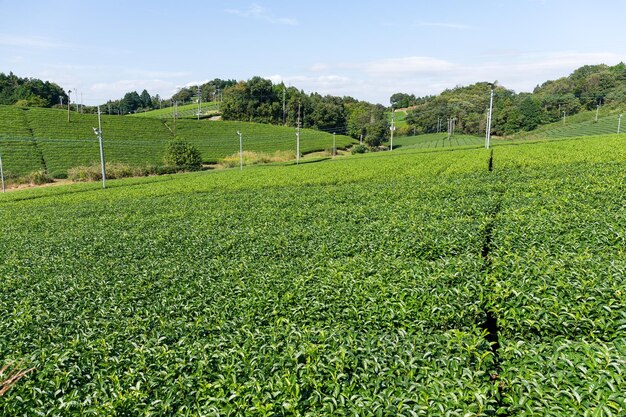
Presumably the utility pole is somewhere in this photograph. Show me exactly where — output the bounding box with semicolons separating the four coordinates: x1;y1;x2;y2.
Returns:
618;114;623;134
296;103;301;164
486;82;494;149
174;101;178;136
332;132;336;156
447;118;451;141
75;88;79;112
450;117;456;140
197;86;201;121
389;109;395;151
93;106;106;189
0;152;4;193
67;90;72;123
237;131;243;170
562;111;566;125
282;88;286;125
81;92;83;113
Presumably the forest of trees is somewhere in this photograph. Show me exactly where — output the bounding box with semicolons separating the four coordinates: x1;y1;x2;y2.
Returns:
0;72;66;107
398;62;626;136
220;76;390;146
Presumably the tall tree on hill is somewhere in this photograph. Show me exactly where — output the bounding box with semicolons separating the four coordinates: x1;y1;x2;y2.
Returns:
120;91;142;113
390;92;417;109
172;87;194;103
139;89;152;109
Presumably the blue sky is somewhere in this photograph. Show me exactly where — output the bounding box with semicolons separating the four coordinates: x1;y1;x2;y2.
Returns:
1;0;624;105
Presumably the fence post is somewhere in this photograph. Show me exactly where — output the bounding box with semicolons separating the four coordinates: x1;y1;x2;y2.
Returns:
93;106;106;189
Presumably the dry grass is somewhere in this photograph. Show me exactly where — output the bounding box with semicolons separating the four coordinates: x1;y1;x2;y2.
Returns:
0;359;34;396
219;150;296;168
66;162;171;182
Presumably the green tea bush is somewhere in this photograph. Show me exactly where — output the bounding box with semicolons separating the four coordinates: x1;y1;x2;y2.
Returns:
351;144;368;154
163;137;202;170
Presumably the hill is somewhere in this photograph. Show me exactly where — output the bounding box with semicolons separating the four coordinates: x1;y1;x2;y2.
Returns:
1;134;625;415
131;101;220;119
0;105;355;179
513;107;623;140
396;62;626;138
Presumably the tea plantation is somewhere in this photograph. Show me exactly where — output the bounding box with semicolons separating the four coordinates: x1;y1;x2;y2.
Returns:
0;105;355;178
0;134;625;415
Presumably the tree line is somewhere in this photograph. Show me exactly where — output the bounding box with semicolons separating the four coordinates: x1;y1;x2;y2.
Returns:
220;76;390;146
0;72;66;108
397;62;626;136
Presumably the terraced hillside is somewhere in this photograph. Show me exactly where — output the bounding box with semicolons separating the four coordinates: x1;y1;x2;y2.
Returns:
514;108;623;140
131;102;220;119
393;132;486;149
0;105;355;178
1;134;625;415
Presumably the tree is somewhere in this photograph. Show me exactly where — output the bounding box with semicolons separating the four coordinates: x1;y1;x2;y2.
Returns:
163;137;202;170
120;91;142;113
139;89;152;109
172;87;194;103
363;122;385;147
221;77;280;123
390;92;416;109
309;100;345;132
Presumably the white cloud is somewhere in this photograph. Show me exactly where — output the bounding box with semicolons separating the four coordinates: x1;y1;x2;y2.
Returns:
225;4;298;26
180;79;211;89
267;74;353;96
272;51;625;105
90;79;178;101
359;56;455;77
310;63;330;72
123;70;191;79
0;34;67;48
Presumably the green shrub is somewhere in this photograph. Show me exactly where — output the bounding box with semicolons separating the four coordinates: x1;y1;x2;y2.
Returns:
163;137;202;170
351;144;368;154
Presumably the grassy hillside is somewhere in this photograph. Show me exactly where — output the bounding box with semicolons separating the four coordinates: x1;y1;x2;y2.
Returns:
512;107;623;140
1;134;625;415
392;132;486;149
131;101;220;119
0;105;355;178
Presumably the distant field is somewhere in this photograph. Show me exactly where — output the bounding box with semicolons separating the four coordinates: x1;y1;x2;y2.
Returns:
0;105;355;178
132;101;220;119
392;132;486;149
513;108;623;140
392;109;408;128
